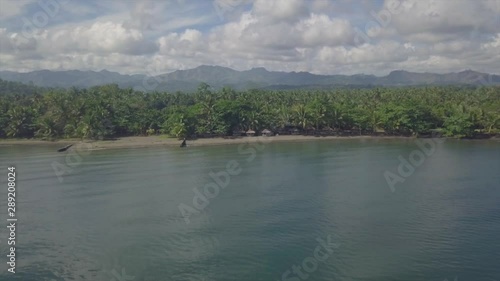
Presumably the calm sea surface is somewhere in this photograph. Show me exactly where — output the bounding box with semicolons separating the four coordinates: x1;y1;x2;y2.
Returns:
0;139;499;281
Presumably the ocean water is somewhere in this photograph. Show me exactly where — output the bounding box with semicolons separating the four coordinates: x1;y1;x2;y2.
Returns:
0;138;499;281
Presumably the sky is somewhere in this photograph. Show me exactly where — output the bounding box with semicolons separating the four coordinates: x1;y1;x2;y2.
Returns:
0;0;499;76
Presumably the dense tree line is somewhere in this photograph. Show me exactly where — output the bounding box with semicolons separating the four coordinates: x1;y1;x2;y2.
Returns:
0;79;51;96
0;83;499;140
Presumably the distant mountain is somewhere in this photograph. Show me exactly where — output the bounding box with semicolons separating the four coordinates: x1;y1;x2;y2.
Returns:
381;70;500;85
0;66;498;93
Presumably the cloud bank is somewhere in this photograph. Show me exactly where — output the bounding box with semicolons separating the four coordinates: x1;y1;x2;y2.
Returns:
0;0;499;75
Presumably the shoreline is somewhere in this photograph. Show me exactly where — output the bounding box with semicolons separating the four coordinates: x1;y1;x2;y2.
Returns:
0;135;498;150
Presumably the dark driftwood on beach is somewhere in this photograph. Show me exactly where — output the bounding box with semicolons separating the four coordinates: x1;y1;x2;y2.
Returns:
180;138;187;147
57;144;73;152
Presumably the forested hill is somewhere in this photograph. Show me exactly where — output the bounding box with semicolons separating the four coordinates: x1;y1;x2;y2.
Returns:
1;66;499;92
0;84;498;140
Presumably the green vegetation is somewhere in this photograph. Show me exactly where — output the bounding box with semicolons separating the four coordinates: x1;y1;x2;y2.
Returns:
0;82;499;140
0;78;50;96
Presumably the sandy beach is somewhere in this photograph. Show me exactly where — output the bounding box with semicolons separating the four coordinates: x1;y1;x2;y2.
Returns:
0;135;416;150
1;134;497;150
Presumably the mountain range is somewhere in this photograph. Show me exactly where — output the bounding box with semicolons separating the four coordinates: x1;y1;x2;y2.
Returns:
0;65;498;92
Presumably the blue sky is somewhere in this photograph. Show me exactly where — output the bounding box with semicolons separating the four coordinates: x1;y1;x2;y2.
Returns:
0;0;499;75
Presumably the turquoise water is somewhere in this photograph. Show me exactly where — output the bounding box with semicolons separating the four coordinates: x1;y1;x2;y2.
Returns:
0;138;499;281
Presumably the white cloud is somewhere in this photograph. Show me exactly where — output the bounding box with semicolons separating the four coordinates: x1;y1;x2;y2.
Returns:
0;0;34;19
158;29;205;57
482;33;500;49
253;0;309;23
386;0;500;40
297;14;354;46
48;21;158;55
0;28;38;54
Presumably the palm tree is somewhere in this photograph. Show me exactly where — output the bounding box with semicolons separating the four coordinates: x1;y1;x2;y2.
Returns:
306;99;326;130
293;104;309;130
6;106;34;138
276;105;291;130
35;117;58;139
